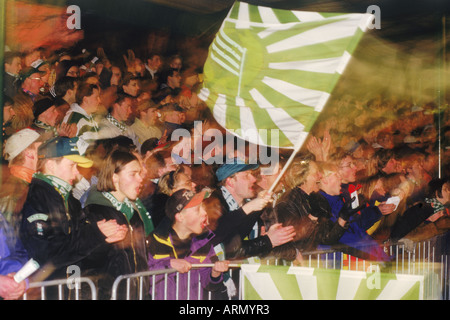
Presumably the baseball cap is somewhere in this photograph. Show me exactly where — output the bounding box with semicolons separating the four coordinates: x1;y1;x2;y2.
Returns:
165;188;210;221
215;157;259;182
3;128;41;162
38;136;93;168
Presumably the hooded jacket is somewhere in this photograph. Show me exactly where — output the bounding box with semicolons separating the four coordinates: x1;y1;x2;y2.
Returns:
147;218;224;300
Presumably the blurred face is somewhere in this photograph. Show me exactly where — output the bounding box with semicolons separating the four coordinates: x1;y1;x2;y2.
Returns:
66;81;78;103
183;74;199;87
157;157;177;178
167;71;181;88
39;64;51;84
83;88;100;114
114;97;133;122
142;107;159;125
338;156;357;184
148;55;162;71
440;183;450;204
38;105;60;127
230;170;257;202
406;160;423;181
321;171;342;196
384;158;402;174
66;66;80;78
49;157;80;185
113;160;143;201
3;104;15;123
174;172;196;192
25;141;42;170
110;66;122;86
303;162;322;193
170;58;182;71
134;59;145;74
5;57;22;75
164;111;183;124
179;204;208;236
123;79;140;97
25;73;44;94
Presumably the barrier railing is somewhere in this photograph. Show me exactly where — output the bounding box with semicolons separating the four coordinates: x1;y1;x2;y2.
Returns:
22;277;97;300
110;264;241;300
19;234;450;300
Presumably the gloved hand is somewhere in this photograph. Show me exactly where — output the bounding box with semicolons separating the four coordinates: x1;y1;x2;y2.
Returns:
339;196;365;222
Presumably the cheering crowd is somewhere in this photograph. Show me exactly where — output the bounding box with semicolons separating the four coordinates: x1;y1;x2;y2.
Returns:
0;44;449;300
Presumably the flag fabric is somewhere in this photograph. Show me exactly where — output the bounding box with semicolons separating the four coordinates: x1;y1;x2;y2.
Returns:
241;264;425;300
199;1;374;148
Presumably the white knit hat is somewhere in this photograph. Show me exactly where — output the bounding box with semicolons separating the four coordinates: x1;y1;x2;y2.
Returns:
4;128;41;162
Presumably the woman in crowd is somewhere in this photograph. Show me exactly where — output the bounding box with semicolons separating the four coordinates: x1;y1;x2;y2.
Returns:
268;155;350;262
83;149;154;299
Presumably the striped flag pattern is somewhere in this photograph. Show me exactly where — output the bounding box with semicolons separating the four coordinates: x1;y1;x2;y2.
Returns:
199;1;374;148
241;265;425;300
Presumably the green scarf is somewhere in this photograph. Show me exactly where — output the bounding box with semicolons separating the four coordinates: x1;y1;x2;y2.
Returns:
34;172;73;203
34;119;57;135
102;192;154;236
34;172;73;233
425;197;446;214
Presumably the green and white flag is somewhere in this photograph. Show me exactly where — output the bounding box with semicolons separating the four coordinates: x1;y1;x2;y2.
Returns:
241;265;425;300
199;1;374;148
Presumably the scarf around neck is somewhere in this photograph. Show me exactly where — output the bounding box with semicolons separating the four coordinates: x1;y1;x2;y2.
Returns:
106;113;127;133
220;186;239;211
102;191;154;236
34;172;73;201
34;119;57;135
425;197;446;214
10;165;35;183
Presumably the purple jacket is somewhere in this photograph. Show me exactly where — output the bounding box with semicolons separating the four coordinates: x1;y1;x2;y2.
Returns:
147;218;224;300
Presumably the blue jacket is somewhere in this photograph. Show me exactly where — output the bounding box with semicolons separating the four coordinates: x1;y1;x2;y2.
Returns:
0;213;29;276
147;218;224;300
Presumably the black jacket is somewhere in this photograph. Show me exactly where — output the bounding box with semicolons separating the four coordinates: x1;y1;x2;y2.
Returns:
83;188;149;299
269;188;346;260
20;178;107;280
210;189;273;260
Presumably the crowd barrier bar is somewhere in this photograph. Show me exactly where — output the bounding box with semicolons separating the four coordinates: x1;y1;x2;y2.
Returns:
19;235;449;300
22;277;97;300
110;264;241;300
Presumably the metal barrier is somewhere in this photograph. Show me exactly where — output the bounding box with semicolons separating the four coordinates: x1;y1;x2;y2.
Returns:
110;264;241;300
19;234;450;300
22;277;97;300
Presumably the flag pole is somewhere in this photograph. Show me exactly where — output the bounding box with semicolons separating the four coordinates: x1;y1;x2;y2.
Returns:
267;134;305;194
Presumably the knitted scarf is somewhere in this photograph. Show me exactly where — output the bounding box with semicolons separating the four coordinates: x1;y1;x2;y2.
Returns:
102;192;154;236
106;113;127;133
425;197;446;214
34;119;57;135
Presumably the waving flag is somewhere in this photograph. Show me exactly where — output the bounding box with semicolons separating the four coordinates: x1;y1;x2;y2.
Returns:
199;1;374;148
241;265;425;300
